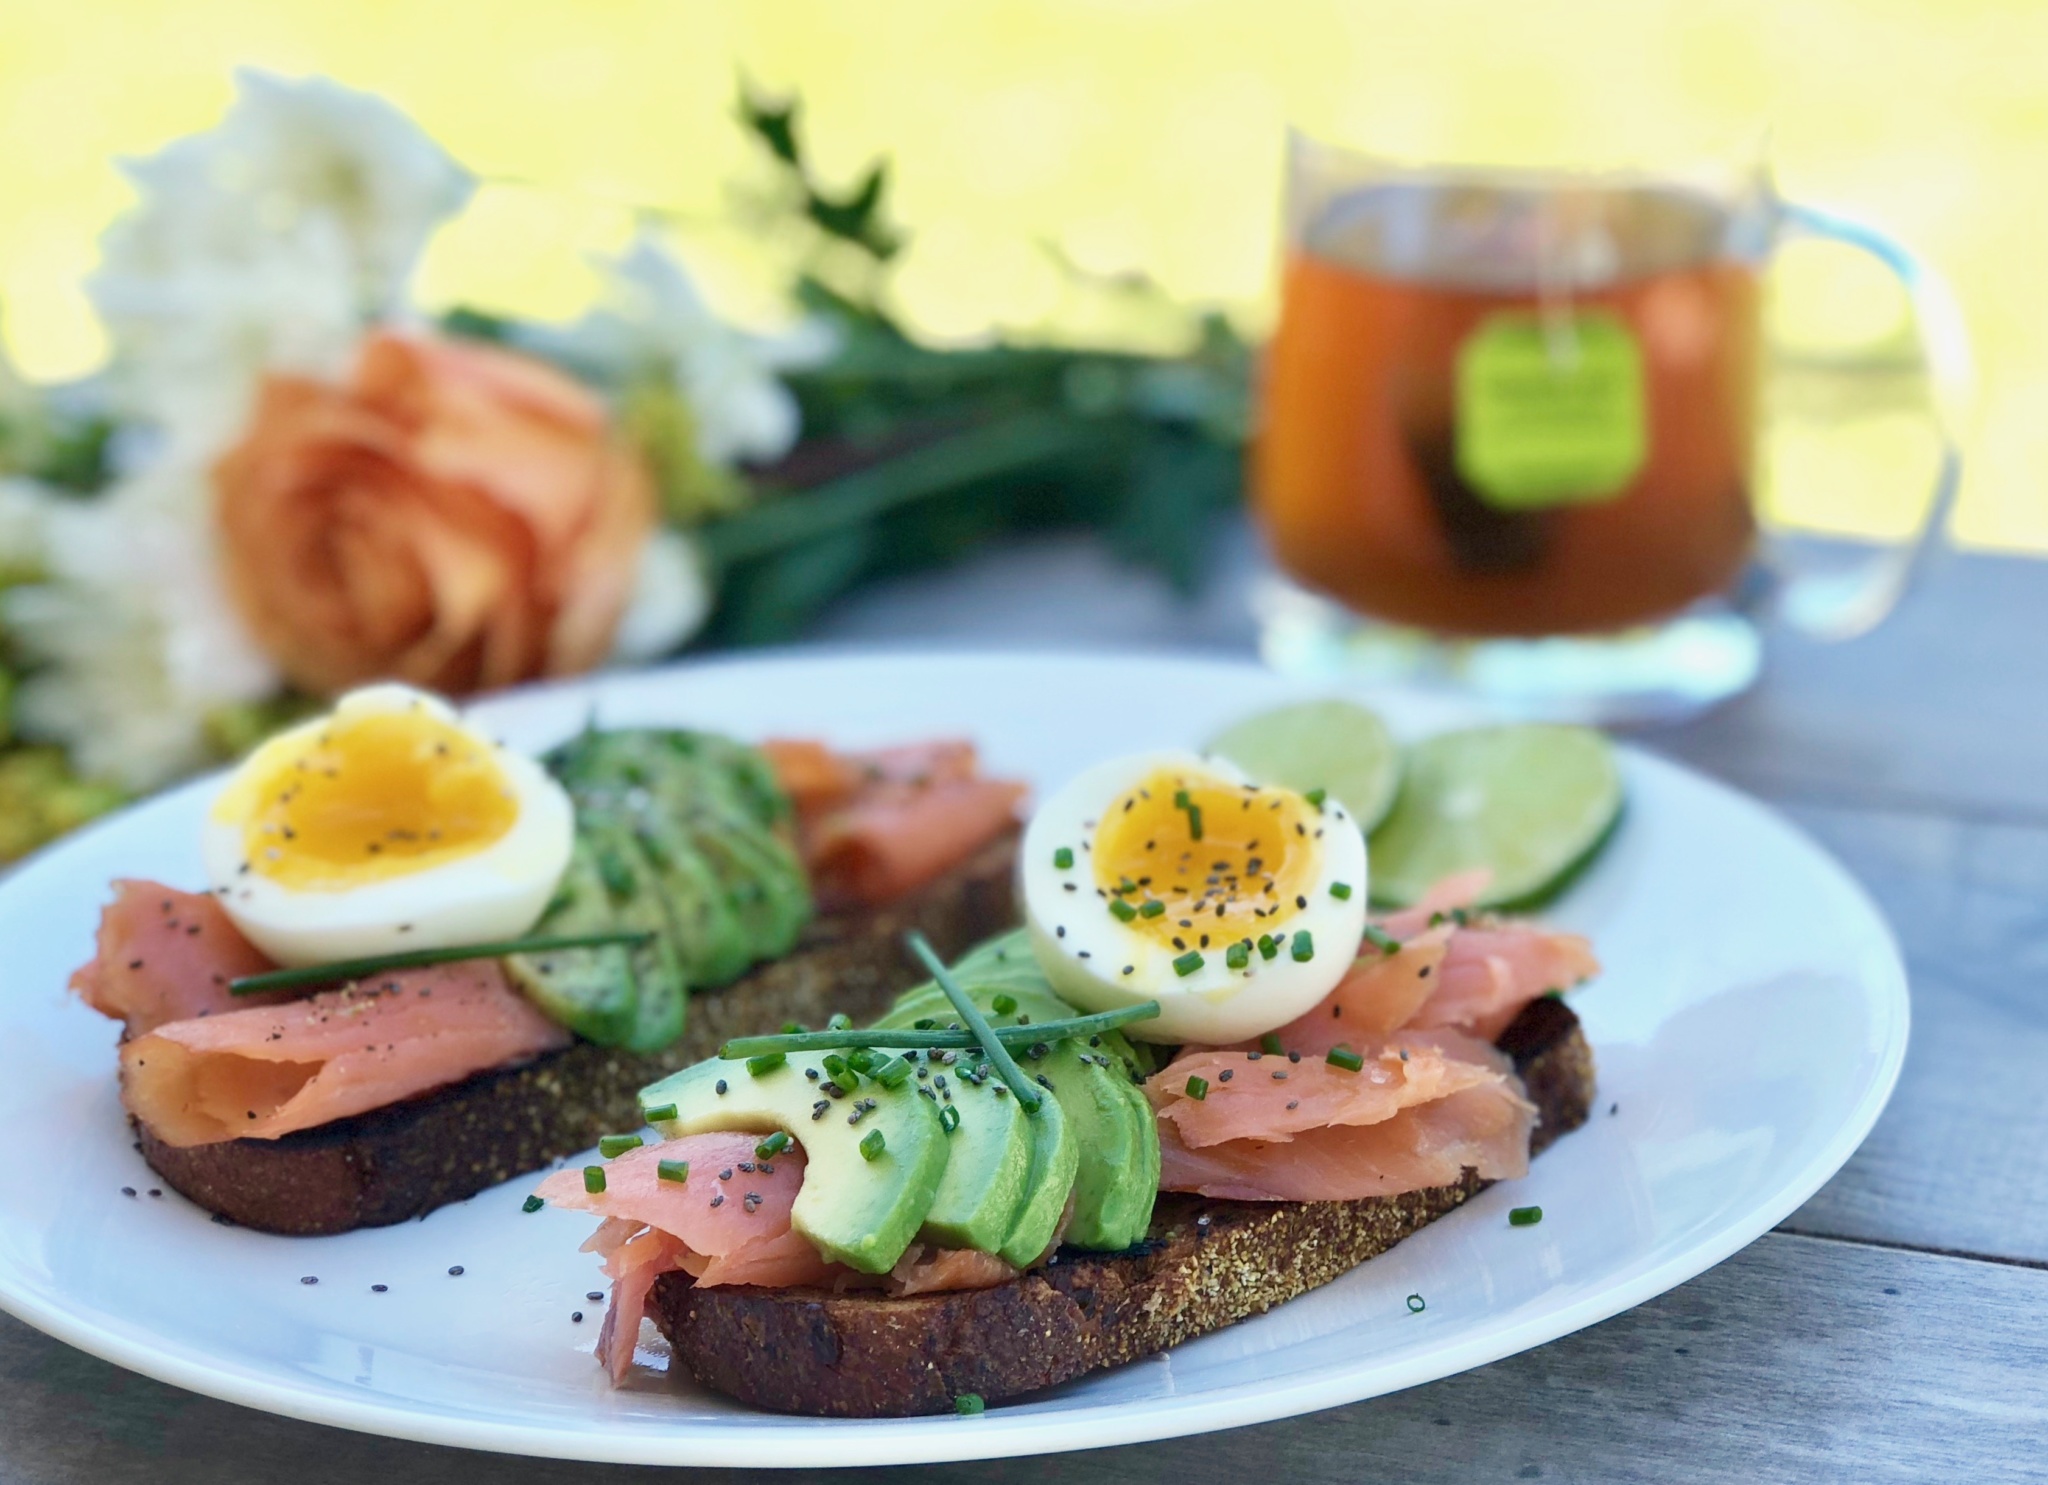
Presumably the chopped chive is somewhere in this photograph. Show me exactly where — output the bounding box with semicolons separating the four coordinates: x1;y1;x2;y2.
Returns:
939;1104;961;1134
1173;789;1191;808
1304;787;1328;808
582;1166;606;1194
1225;941;1249;970
870;1055;913;1089
755;1131;791;1160
1173;949;1204;977
859;1128;887;1161
1326;1045;1365;1072
1291;931;1315;963
1109;898;1138;922
827;1012;853;1031
822;1052;856;1087
1138;900;1165;918
954;1392;986;1416
657;1160;690;1184
1053;847;1074;870
1329;882;1353;900
1260;1033;1283;1055
780;1020;804;1035
228;930;653;995
1361;924;1401;955
906;932;1044;1114
717;1002;1163;1059
521;1194;545;1213
598;1133;643;1158
991;993;1018;1015
1117;876;1137;895
845;1047;881;1075
1184;1074;1210;1101
1187;805;1203;841
745;1051;787;1077
641;1102;677;1123
1406;1293;1426;1314
1509;1205;1544;1227
1258;933;1280;961
913;1017;936;1030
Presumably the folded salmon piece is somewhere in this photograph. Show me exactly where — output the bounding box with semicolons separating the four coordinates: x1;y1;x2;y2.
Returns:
1150;1028;1512;1150
1149;1024;1535;1202
71;881;294;1035
538;1134;1017;1385
1155;1081;1536;1202
763;738;1026;908
121;960;570;1146
1414;924;1601;1042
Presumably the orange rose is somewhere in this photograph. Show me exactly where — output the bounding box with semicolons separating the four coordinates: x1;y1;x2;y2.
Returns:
214;328;655;697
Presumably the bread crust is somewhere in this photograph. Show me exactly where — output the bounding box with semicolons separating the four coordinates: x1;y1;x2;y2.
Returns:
653;995;1594;1417
135;832;1020;1235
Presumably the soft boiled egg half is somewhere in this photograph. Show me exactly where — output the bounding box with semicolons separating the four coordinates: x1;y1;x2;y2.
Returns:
202;684;575;967
1020;750;1367;1044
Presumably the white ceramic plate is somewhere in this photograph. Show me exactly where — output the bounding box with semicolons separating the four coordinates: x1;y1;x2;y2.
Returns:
0;652;1907;1467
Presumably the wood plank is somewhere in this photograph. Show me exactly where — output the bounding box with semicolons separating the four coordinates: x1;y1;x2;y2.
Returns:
1775;802;2048;1262
1651;544;2048;821
0;1233;2039;1484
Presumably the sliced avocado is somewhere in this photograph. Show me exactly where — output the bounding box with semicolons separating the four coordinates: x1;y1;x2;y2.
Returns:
640;1055;948;1273
677;795;812;965
914;1062;1031;1252
620;806;754;987
503;832;639;1045
998;1086;1076;1266
881;956;1156;1255
872;1006;1038;1254
619;927;687;1055
1003;1019;1155;1252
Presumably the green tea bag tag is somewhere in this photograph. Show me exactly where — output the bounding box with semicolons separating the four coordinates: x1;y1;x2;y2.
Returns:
1454;310;1647;511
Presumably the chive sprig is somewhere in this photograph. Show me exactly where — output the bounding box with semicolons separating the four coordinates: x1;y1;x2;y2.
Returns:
716;1001;1159;1060
905;931;1044;1114
229;930;653;995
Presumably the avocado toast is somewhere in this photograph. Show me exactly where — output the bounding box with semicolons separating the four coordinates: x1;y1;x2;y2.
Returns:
536;906;1596;1415
73;688;1025;1236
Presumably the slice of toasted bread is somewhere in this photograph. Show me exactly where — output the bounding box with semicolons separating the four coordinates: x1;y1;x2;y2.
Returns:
135;832;1020;1236
652;995;1594;1416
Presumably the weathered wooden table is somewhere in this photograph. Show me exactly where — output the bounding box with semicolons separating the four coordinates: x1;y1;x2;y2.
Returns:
6;533;2044;1484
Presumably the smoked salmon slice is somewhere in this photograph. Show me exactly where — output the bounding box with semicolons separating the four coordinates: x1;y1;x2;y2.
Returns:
1155;1081;1536;1201
538;1133;1019;1384
70;882;293;1035
762;738;1026;908
119;959;570;1146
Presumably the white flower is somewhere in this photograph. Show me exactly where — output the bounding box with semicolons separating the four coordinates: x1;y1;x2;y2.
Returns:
550;235;833;468
87;68;472;455
3;459;278;789
609;526;714;664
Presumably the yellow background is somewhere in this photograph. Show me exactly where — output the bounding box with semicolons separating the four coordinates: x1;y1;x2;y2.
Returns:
0;0;2038;551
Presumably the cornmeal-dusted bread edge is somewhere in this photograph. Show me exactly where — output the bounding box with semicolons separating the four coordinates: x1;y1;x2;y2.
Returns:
654;995;1594;1417
135;831;1020;1236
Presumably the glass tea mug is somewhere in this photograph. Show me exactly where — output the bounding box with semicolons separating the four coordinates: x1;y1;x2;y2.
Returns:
1251;136;1971;724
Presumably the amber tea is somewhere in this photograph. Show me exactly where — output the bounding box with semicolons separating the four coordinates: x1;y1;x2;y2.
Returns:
1256;180;1764;637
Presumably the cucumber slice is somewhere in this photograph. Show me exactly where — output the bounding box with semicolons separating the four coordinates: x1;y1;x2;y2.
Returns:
1207;699;1402;832
1368;724;1623;910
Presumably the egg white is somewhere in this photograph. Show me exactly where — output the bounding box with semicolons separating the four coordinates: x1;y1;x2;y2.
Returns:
201;684;575;967
1020;749;1367;1044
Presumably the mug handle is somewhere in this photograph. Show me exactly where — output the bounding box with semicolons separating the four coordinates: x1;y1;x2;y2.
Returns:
1762;203;1975;640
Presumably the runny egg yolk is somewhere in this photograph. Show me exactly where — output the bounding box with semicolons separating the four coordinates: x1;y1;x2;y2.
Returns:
221;709;518;892
1089;768;1322;948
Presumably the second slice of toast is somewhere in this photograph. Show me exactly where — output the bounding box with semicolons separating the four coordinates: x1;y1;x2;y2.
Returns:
652;995;1594;1416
